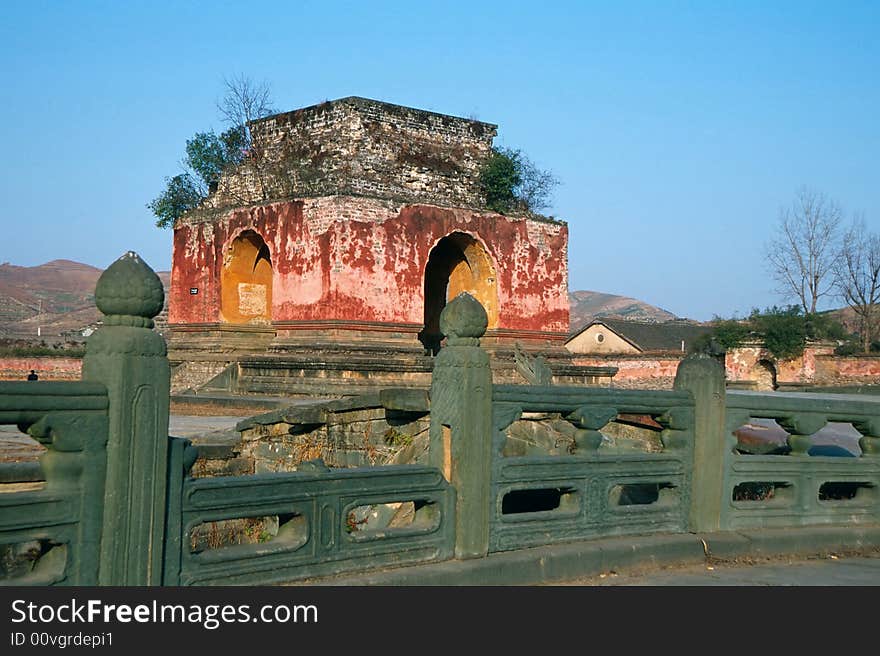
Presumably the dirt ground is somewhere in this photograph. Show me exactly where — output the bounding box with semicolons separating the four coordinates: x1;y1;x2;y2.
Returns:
169;401;269;416
556;548;880;585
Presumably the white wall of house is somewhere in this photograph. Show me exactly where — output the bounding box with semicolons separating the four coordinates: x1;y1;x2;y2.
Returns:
566;324;640;355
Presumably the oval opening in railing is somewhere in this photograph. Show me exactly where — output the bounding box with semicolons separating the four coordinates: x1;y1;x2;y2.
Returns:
609;482;677;508
732;418;862;456
732;481;794;504
344;499;441;541
189;512;309;560
500;412;666;457
0;540;67;585
500;486;579;516
0;426;45;492
818;481;876;503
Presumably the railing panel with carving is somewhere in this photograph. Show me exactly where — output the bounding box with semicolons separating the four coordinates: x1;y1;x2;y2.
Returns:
488;385;695;552
165;455;455;586
723;390;880;529
0;381;108;586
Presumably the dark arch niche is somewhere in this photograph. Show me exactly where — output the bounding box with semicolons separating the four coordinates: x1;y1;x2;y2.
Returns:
220;230;273;324
753;359;778;391
419;232;499;354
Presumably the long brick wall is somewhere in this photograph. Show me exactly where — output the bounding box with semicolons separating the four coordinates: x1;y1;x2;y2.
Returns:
572;354;683;389
0;357;82;381
815;355;880;385
575;348;880;390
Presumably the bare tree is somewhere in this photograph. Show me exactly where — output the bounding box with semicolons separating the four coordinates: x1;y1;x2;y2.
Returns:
217;74;274;129
766;187;842;315
216;74;276;201
148;76;279;227
517;155;559;214
834;218;880;352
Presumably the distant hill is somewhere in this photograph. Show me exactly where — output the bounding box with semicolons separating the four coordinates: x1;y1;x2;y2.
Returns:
0;259;170;340
569;290;680;334
824;306;864;335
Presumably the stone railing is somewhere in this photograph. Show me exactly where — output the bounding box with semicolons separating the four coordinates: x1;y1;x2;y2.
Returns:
1;252;457;586
0;381;108;585
1;251;170;586
428;294;722;557
487;384;694;552
424;294;880;558
721;390;880;530
2;261;879;586
163;438;454;585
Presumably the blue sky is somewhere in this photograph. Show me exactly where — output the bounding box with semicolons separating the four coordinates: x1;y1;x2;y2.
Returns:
1;1;877;321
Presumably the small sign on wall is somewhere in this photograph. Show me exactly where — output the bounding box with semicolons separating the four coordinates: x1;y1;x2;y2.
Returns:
189;288;199;295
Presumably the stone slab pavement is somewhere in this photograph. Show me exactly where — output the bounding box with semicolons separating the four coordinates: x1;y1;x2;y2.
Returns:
562;553;880;586
306;527;880;586
165;414;255;438
0;414;256;463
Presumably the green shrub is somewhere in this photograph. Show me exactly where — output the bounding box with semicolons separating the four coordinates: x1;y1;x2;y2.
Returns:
697;306;852;360
480;147;558;215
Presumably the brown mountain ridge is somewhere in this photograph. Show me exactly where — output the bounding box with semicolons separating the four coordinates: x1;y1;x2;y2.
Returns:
568;290;682;333
0;259;170;339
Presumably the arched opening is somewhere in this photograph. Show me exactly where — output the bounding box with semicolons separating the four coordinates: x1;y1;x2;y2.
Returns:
220;230;273;324
753;359;778;391
419;232;498;354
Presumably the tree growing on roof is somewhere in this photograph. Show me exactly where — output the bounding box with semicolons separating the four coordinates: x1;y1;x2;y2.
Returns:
148;75;275;229
480;147;558;215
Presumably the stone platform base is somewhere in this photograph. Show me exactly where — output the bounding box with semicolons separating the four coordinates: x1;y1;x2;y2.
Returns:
169;327;617;398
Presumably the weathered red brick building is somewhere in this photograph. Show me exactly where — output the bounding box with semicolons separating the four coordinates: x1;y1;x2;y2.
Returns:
168;97;610;395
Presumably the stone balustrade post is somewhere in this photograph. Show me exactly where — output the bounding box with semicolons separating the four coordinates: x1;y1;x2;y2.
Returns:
82;252;170;585
428;293;493;559
674;354;727;533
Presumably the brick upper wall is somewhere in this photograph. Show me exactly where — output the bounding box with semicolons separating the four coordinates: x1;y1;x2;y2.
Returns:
206;96;498;211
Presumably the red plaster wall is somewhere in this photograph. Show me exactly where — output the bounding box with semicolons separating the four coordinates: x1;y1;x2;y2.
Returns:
572;355;683;389
0;357;82;381
170;198;569;335
725;344;836;385
815;355;880;385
